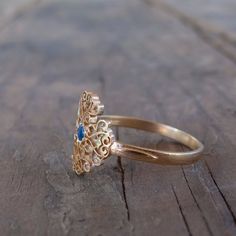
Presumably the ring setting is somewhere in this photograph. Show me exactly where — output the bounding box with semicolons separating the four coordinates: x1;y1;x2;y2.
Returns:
72;91;115;174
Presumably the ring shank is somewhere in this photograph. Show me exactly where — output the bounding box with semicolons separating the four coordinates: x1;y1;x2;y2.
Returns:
100;115;204;165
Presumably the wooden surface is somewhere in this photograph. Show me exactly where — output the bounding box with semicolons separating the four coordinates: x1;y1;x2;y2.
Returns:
0;0;236;235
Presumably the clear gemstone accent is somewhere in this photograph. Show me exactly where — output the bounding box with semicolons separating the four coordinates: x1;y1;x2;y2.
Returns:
83;161;90;172
92;155;101;166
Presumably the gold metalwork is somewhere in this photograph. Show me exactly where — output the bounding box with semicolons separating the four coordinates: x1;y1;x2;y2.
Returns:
72;91;115;174
72;91;204;174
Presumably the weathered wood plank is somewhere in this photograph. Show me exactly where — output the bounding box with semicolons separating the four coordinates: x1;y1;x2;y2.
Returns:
0;1;131;235
148;0;236;64
0;0;42;30
0;0;236;235
153;0;236;34
101;1;236;235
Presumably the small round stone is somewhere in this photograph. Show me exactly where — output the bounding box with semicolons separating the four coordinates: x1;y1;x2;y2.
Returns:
83;161;90;172
92;155;101;166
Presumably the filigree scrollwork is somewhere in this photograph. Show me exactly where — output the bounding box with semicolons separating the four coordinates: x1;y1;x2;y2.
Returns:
72;91;114;174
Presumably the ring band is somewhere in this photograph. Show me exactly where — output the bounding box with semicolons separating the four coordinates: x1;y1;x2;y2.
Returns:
101;115;204;165
72;91;204;175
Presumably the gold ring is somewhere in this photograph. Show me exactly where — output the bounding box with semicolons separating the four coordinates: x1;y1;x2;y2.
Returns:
72;91;204;175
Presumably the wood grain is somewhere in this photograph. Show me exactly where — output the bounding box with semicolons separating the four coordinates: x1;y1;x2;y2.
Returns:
0;0;236;235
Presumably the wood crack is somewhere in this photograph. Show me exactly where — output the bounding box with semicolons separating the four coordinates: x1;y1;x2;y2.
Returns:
171;184;192;236
116;129;130;221
181;167;214;236
117;157;130;221
205;161;236;225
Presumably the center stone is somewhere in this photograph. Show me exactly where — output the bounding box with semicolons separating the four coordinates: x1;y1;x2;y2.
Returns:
77;123;85;141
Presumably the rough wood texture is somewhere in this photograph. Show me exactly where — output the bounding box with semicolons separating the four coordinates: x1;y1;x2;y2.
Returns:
0;0;236;235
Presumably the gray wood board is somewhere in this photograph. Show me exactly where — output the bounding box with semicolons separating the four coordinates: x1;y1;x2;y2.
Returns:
0;0;236;235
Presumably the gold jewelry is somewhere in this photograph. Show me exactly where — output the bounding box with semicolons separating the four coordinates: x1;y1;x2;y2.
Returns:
72;91;204;175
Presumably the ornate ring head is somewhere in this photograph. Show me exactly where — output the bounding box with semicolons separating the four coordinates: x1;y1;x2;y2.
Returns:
72;91;115;174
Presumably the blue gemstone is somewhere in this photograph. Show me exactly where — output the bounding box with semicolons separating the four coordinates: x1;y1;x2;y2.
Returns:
77;124;85;141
